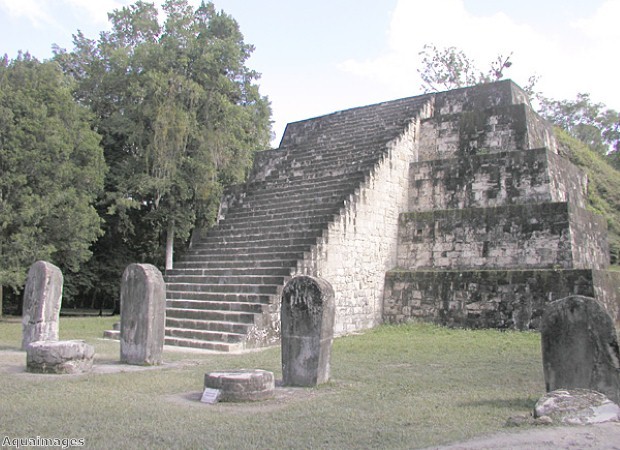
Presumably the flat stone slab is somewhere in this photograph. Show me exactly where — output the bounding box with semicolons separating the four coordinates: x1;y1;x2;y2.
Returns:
204;369;275;402
26;340;95;374
534;389;620;425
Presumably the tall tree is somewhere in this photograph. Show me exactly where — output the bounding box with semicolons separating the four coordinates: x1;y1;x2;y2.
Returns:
538;93;620;160
0;54;105;315
54;0;271;305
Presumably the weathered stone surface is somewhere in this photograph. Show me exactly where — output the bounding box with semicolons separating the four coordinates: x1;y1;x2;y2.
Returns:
26;340;94;374
21;261;63;350
203;369;274;402
120;264;166;365
384;270;620;331
541;295;620;404
281;276;335;387
408;149;588;213
160;79;619;351
534;389;620;425
398;203;608;271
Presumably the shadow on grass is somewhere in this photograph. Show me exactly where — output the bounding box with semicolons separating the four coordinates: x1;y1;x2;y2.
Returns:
458;397;537;410
0;345;21;352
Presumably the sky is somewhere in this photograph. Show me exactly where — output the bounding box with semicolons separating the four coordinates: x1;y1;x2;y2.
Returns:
1;0;619;146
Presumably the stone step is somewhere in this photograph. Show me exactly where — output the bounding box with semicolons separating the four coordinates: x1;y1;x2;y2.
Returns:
245;173;365;195
166;290;275;304
179;250;305;263
223;204;339;221
208;220;325;237
166;283;282;295
166;307;256;324
173;259;298;270
166;299;269;314
238;189;347;206
228;203;342;220
189;238;317;254
166;317;252;335
214;215;333;233
165;274;287;286
166;267;292;277
103;329;119;340
200;230;318;245
166;326;246;344
252;166;366;185
164;336;242;352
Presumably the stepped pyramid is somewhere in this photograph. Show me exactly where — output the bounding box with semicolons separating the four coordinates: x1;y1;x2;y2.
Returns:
383;81;620;329
164;80;620;351
164;95;433;351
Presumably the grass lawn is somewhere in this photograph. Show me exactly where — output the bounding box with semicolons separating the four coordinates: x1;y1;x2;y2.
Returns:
0;317;544;449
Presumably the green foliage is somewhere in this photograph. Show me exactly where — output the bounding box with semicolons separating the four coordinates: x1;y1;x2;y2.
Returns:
0;55;105;298
556;128;620;263
53;0;272;306
539;93;620;159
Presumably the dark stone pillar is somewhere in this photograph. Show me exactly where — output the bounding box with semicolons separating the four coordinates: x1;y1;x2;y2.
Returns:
281;275;335;387
120;264;166;365
21;261;63;350
541;295;620;404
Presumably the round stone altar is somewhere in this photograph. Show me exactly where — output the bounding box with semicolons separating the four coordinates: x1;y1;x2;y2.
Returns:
203;369;275;402
26;340;95;374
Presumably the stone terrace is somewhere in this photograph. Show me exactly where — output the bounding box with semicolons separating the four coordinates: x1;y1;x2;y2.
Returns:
164;95;433;351
163;79;620;351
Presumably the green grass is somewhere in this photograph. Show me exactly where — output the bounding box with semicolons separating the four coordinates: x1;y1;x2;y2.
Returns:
557;128;620;264
0;317;544;449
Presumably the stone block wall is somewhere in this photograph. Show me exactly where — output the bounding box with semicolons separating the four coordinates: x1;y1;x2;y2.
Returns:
568;204;610;269
383;269;620;330
384;80;618;331
295;118;423;335
408;148;587;212
397;203;572;270
397;203;609;271
417;104;556;162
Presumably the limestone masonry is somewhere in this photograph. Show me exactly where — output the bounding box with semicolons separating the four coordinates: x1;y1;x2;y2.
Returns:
164;80;620;351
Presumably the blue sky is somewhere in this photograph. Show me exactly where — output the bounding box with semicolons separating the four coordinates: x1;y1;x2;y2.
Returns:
1;0;619;146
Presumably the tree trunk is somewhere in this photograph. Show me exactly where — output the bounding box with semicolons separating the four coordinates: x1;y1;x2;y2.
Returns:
0;285;3;319
166;220;175;271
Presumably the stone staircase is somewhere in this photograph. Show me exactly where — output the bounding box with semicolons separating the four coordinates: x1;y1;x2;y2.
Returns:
164;96;433;351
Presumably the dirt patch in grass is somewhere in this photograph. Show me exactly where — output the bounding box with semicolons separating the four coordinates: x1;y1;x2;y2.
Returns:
0;348;201;377
167;382;338;413
429;422;620;449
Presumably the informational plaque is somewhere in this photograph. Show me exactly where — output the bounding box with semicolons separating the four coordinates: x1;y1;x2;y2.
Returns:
200;387;221;404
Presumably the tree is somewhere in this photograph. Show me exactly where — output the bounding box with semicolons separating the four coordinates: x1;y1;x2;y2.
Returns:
538;93;620;161
54;0;271;306
417;43;538;97
0;53;105;315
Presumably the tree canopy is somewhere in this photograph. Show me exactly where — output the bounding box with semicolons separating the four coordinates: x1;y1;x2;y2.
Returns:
0;54;106;313
51;0;272;309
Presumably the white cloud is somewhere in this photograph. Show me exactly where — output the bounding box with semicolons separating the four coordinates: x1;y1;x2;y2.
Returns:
64;0;132;24
338;0;620;109
0;0;133;29
0;0;58;28
572;0;620;40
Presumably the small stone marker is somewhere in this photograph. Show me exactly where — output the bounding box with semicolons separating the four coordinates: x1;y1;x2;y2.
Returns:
26;340;95;374
281;275;335;387
200;388;222;404
120;264;166;365
541;295;620;404
203;369;275;402
21;261;63;350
